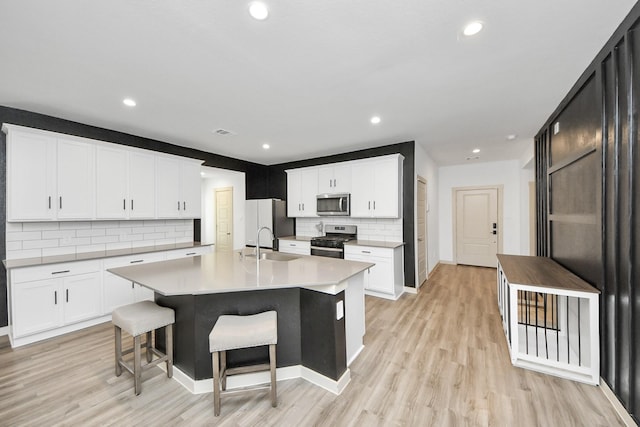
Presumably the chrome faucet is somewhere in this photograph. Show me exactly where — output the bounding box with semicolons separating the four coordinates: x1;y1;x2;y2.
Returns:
256;226;274;260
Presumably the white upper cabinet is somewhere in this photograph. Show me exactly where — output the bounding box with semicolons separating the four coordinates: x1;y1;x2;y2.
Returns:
5;125;95;222
286;154;403;219
286;168;318;217
156;155;202;218
56;137;95;219
96;146;156;219
350;154;404;218
6;127;57;221
317;163;351;194
4;124;202;222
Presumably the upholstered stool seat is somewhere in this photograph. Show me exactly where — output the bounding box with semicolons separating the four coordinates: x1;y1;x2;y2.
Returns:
112;300;175;395
209;311;278;416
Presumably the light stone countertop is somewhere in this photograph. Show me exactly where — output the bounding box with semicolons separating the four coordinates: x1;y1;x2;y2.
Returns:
278;236;313;242
108;250;373;296
3;242;212;269
344;240;404;249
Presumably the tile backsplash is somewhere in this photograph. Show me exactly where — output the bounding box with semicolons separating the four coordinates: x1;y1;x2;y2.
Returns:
6;219;193;260
296;217;403;242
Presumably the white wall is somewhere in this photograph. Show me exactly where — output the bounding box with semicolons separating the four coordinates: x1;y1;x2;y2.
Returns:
519;142;535;255
415;144;440;276
200;167;246;250
438;159;526;262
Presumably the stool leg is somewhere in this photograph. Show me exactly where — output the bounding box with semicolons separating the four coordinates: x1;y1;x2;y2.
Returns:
269;344;277;407
145;331;153;363
114;326;122;376
221;350;227;391
134;334;142;395
213;351;221;416
166;324;173;378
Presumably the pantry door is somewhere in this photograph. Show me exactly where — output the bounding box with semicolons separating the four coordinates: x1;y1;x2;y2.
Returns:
454;187;501;267
215;187;233;252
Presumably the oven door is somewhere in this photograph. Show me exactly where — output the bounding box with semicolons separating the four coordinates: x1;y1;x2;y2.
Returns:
310;246;344;259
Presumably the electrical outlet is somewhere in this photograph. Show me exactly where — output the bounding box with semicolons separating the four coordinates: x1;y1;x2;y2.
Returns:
336;300;344;320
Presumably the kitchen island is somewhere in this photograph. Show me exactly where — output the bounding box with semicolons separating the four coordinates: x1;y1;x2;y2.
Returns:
108;250;372;394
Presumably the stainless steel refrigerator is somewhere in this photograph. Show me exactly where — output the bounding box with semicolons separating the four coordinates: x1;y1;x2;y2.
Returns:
245;199;294;250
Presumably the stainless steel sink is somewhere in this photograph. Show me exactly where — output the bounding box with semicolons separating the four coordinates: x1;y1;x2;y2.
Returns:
258;252;300;262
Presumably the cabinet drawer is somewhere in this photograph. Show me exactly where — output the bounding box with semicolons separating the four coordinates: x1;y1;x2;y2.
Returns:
344;245;391;259
164;245;213;260
104;252;166;269
12;260;101;283
279;240;310;254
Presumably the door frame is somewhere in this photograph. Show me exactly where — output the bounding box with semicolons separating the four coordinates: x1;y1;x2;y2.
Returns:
416;175;429;288
452;185;504;265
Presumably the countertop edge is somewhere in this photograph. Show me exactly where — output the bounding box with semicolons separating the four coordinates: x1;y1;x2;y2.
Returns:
4;242;213;270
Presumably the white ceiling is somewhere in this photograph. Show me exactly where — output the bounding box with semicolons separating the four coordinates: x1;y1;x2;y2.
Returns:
0;1;636;166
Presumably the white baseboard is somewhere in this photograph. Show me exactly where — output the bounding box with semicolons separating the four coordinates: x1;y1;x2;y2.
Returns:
438;260;456;265
600;378;636;426
162;364;351;396
364;289;402;301
403;286;417;295
0;326;9;337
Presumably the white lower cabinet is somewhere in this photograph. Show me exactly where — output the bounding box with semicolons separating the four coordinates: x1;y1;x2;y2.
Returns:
10;260;102;338
278;239;311;255
102;252;166;314
344;245;404;300
7;246;208;348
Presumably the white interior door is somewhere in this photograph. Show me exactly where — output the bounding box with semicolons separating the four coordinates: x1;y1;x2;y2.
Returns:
215;187;233;252
455;187;498;267
417;177;428;286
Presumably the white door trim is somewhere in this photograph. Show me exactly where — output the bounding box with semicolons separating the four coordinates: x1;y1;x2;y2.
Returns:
416;175;428;288
452;185;503;265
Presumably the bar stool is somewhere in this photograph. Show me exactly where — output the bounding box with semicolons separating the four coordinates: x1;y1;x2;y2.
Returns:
209;311;278;416
112;300;175;395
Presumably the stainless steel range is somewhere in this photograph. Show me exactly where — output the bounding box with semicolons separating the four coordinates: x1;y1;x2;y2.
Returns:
310;225;357;259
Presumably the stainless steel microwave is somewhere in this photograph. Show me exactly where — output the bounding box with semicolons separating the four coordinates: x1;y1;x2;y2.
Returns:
316;193;350;216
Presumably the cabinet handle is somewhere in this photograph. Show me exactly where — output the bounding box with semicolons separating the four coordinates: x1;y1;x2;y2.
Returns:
373;201;376;210
368;201;371;210
54;291;57;305
291;243;297;246
130;260;144;264
298;203;301;210
178;201;181;210
333;179;336;187
59;196;62;209
132;282;135;289
48;196;51;209
362;250;371;254
51;270;70;275
183;201;186;211
131;199;134;210
123;199;126;210
302;203;304;211
66;289;69;303
186;252;196;256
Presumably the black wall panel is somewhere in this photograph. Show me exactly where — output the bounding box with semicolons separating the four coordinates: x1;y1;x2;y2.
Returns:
535;5;640;420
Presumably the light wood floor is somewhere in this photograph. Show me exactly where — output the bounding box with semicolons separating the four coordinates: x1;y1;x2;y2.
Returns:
0;264;623;426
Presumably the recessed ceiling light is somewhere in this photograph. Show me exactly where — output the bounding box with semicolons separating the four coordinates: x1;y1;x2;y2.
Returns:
370;116;381;124
506;134;517;140
463;21;483;36
123;98;136;107
472;148;480;153
262;143;270;149
249;2;269;20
